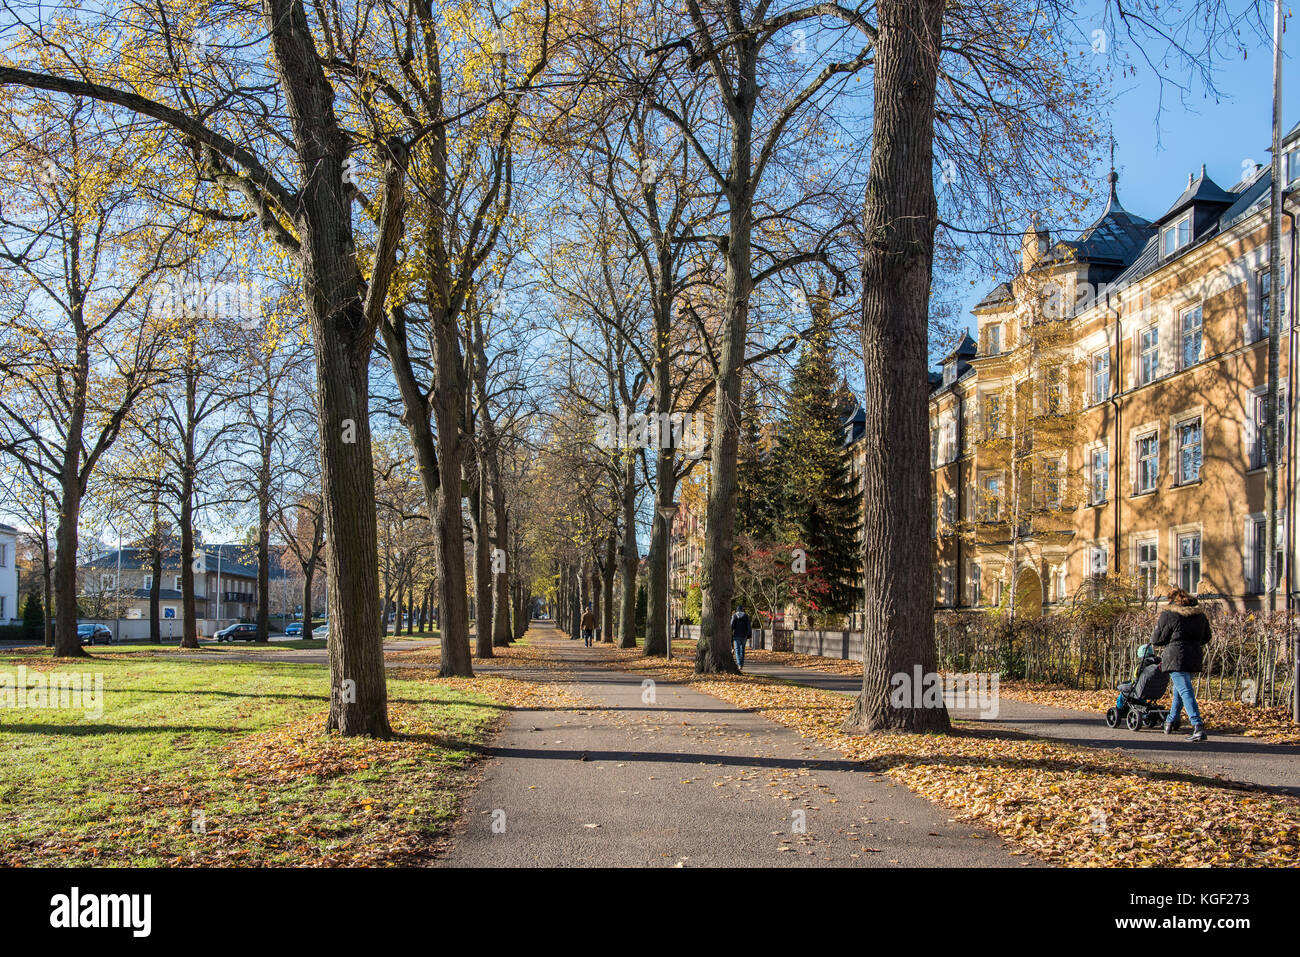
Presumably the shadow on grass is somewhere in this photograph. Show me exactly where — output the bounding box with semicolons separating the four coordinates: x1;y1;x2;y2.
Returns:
0;723;247;736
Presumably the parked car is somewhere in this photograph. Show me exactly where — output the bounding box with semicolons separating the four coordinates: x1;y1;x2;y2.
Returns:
284;622;303;636
77;623;114;645
215;623;264;642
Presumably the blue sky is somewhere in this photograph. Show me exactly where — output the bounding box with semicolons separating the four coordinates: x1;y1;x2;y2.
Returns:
945;10;1296;342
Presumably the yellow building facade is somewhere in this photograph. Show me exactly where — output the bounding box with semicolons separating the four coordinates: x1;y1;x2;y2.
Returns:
928;131;1300;614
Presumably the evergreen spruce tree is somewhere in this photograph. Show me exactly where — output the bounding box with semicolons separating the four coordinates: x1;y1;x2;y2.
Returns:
735;380;779;540
770;290;862;618
21;592;44;640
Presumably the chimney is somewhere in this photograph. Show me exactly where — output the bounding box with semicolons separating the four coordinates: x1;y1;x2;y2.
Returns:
1021;215;1049;273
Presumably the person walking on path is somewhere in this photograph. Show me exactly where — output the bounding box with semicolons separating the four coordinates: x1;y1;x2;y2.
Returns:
1153;587;1212;742
580;604;597;648
730;605;753;670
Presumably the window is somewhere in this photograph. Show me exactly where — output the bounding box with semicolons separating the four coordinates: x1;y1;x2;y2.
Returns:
1090;447;1109;504
1091;349;1110;404
1177;532;1202;593
968;562;982;606
1250;518;1284;593
1139;327;1159;384
1053;566;1067;602
943;362;956;386
0;596;5;619
1136;432;1159;493
983;394;1002;439
1258;266;1288;339
0;543;7;567
1041;457;1062;510
174;575;182;591
1137;541;1158;599
941;567;955;607
1044;365;1065;415
1175;418;1202;485
1088;545;1108;578
930;427;939;467
987;324;1002;355
931;494;938;538
942;490;956;525
980;474;1002;521
1249;390;1287;469
143;574;153;590
101;573;116;591
1180;306;1203;368
1161;214;1191;257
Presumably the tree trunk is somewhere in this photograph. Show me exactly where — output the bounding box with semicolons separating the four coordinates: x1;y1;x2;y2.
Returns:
618;455;639;648
303;564;314;637
601;533;616;642
380;307;472;677
843;0;950;734
255;449;271;642
149;541;161;644
179;473;199;649
471;463;494;658
41;519;53;648
645;517;668;656
51;472;86;657
492;500;512;646
694;199;751;675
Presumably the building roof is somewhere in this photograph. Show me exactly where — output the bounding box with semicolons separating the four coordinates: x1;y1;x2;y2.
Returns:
1057;172;1154;264
972;170;1156;308
0;523;17;535
974;281;1013;310
1156;166;1237;225
83;546;274;580
939;332;977;365
1111;164;1279;293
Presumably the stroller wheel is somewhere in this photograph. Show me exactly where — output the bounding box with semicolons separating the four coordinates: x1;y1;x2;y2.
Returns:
1125;708;1143;731
1144;713;1162;728
1105;707;1120;728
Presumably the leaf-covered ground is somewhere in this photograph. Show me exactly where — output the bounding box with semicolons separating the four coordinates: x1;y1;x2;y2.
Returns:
594;645;1300;866
0;650;562;867
743;647;1300;744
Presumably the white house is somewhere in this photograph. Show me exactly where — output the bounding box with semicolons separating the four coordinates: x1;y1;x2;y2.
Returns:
0;523;18;624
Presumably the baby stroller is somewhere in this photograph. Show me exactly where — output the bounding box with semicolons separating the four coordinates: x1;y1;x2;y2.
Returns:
1105;643;1170;731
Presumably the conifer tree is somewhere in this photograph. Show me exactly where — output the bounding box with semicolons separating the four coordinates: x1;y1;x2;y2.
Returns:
770;294;862;618
736;381;779;541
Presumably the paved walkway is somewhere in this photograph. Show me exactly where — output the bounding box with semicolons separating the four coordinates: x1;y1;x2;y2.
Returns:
741;660;1300;797
443;628;1028;867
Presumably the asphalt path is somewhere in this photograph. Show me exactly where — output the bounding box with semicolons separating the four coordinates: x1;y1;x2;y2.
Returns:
442;628;1028;867
741;660;1300;797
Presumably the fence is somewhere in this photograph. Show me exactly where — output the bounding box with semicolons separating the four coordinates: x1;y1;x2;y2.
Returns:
678;607;1297;708
935;607;1297;707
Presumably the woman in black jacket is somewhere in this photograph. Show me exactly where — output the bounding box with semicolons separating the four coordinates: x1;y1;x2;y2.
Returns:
1151;587;1212;741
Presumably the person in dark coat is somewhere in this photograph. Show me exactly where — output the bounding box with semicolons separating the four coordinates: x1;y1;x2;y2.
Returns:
730;606;753;671
1151;587;1212;741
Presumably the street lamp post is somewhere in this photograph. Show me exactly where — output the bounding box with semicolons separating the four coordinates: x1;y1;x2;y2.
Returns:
657;502;680;660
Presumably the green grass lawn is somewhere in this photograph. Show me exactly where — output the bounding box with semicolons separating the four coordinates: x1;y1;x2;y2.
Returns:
385;628;441;640
0;649;501;866
97;638;331;653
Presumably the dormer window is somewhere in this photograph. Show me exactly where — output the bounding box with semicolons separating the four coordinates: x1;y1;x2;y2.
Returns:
942;362;956;386
1161;214;1191;258
986;324;1001;355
